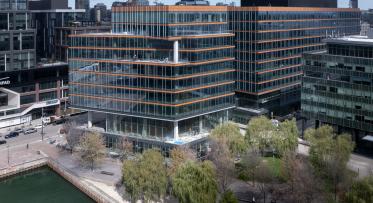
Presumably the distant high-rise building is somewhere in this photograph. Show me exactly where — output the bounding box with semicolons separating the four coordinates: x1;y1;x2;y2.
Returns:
75;0;89;9
241;0;337;8
350;0;358;8
75;0;90;20
93;3;107;23
29;0;68;10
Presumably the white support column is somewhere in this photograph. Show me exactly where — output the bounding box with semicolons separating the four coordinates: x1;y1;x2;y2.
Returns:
199;116;203;134
142;119;147;137
226;110;229;122
219;116;223;124
173;40;179;63
174;121;179;140
87;111;92;128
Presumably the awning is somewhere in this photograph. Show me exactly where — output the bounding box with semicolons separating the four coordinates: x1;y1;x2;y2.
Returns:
362;135;373;142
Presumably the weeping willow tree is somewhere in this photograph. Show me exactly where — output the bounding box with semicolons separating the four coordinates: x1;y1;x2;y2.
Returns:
172;160;218;203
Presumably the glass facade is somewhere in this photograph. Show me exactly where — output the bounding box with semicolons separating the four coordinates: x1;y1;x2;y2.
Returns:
229;7;361;113
302;37;373;139
69;6;235;147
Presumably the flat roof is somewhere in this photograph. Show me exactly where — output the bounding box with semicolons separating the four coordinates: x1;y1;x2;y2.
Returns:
30;9;85;13
229;6;360;12
325;35;373;46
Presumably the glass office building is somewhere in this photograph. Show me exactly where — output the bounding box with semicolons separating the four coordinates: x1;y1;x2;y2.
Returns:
229;7;361;123
0;0;66;128
69;6;235;154
302;35;373;149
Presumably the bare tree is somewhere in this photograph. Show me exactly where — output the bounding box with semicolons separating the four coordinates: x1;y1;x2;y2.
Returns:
239;151;261;186
208;137;235;193
255;162;274;203
119;137;133;160
78;131;106;169
284;156;325;203
63;120;83;152
168;146;196;176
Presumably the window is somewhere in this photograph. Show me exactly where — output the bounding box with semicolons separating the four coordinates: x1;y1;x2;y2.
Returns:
356;66;365;72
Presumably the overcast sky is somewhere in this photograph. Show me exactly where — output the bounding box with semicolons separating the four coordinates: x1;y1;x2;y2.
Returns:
69;0;373;9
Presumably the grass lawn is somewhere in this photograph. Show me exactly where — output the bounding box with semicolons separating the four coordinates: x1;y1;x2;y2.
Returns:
236;156;284;182
263;157;282;180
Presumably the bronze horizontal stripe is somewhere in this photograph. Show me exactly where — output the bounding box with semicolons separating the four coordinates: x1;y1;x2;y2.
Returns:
70;81;235;94
235;26;336;33
230;18;360;23
236;43;324;54
68;45;235;52
229;7;360;12
237;36;323;44
235;55;302;65
112;22;227;26
112;5;228;12
69;57;235;67
236;72;303;85
256;64;302;75
69;33;235;41
236;82;301;96
70;92;235;107
71;69;235;80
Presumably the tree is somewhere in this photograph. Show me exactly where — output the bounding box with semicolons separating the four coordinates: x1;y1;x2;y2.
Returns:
208;137;235;192
172;161;218;203
285;156;325;203
78;131;106;169
305;125;355;201
119;137;133;160
210;122;247;156
63;120;83;152
220;190;238;203
344;176;373;203
246;116;275;154
276;119;299;156
122;149;167;202
168;146;196;176
246;116;298;156
255;162;275;203
238;151;261;184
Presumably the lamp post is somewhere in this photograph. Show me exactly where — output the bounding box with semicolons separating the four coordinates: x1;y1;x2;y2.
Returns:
41;107;44;141
7;145;9;165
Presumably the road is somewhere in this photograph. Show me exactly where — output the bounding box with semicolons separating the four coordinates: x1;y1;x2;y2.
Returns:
0;122;64;151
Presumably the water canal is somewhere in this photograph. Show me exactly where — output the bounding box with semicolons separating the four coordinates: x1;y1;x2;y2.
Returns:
0;166;95;203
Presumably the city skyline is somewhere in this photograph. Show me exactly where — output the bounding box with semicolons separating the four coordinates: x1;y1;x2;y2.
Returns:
68;0;373;9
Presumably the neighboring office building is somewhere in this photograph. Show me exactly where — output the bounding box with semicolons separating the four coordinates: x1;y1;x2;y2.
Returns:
302;33;373;151
75;0;90;20
54;24;111;62
228;6;361;124
350;0;358;9
29;9;85;60
69;5;235;155
241;0;338;8
0;0;65;128
29;0;68;10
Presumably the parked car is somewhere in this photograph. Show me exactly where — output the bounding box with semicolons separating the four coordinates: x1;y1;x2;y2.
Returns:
13;128;24;134
24;128;37;134
0;140;6;145
53;118;66;125
5;131;19;139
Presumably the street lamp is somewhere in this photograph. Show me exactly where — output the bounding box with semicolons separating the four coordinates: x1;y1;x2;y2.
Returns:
7;145;9;165
41;107;44;141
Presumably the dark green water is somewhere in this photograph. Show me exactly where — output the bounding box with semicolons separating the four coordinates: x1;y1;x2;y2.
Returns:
0;167;95;203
